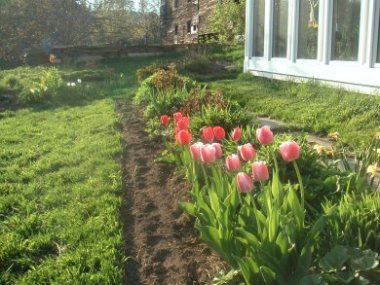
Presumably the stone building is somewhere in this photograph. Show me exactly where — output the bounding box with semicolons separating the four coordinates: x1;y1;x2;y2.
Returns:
160;0;218;44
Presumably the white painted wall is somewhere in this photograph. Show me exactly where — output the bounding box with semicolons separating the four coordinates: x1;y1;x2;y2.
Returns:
244;0;380;94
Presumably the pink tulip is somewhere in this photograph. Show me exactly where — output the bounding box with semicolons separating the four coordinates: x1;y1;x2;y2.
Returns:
238;143;256;161
213;126;226;141
212;143;223;159
160;114;170;126
251;161;269;182
202;126;214;143
231;127;242;141
226;154;241;171
176;129;192;145
279;140;300;162
190;142;204;161
177;117;190;130
200;144;216;163
173;112;183;123
236;172;254;193
256;126;273;145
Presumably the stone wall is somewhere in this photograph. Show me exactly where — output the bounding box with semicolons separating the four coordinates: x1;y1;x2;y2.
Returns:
161;0;218;45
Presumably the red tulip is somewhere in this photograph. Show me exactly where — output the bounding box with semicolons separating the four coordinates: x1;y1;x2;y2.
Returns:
251;161;269;182
176;129;192;145
173;112;183;123
279;140;300;162
190;142;204;161
177;117;190;130
238;143;256;161
213;126;226;141
160;114;170;126
236;172;254;193
202;126;214;143
212;143;223;159
226;154;241;171
256;126;273;145
231;127;242;141
200;144;216;163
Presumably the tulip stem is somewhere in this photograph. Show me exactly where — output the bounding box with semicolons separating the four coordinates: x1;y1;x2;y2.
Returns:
293;161;304;211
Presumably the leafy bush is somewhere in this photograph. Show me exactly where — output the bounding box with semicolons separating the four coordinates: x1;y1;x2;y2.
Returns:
136;63;171;83
134;68;197;105
183;54;213;75
0;67;63;103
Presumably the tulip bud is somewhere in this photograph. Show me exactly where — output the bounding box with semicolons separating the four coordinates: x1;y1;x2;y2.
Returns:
200;144;217;163
256;126;273;145
238;143;256;161
177;117;190;130
190;142;204;161
213;126;226;141
231;127;242;141
211;143;223;159
160;114;170;126
176;129;192;145
236;172;254;193
279;140;300;162
202;126;214;143
251;161;269;181
173;112;183;123
226;154;241;171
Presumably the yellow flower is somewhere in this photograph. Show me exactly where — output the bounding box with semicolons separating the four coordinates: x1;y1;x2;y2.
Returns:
313;143;336;156
375;132;380;139
367;163;379;179
327;132;341;141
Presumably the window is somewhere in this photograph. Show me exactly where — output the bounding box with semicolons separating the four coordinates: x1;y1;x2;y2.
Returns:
187;21;191;33
193;25;197;32
298;0;319;59
174;24;178;35
174;0;179;8
253;0;265;57
377;15;380;63
272;0;288;58
331;0;361;61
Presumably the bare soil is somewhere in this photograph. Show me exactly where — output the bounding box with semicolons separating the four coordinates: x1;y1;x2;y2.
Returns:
118;100;225;285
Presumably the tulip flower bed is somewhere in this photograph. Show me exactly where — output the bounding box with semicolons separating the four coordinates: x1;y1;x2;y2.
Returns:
135;69;380;284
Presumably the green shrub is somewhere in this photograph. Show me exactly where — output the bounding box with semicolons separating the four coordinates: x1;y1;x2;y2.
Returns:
136;63;170;83
183;54;213;75
0;67;63;103
134;68;197;105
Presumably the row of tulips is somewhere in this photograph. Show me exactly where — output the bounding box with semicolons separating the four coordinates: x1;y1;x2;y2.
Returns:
158;112;325;284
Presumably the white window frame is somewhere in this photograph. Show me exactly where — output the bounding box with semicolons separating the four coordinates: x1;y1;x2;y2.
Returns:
244;0;380;93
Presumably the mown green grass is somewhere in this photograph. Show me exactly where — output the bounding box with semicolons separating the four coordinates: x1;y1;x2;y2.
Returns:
0;99;124;284
0;54;181;284
197;45;380;149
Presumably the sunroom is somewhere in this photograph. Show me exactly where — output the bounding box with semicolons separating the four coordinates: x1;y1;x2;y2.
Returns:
244;0;380;94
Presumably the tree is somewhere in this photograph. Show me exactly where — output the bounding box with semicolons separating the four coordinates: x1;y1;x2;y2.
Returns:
209;0;245;43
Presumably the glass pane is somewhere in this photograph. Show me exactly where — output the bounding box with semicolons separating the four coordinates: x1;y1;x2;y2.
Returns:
253;0;265;57
377;15;380;63
331;0;361;61
273;0;288;58
298;0;319;59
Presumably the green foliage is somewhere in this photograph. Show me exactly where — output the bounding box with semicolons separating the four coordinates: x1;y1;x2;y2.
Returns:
136;63;170;83
134;68;197;105
60;69;114;82
182;53;213;75
208;0;246;43
0;67;63;103
211;75;380;150
0;99;123;284
302;246;380;285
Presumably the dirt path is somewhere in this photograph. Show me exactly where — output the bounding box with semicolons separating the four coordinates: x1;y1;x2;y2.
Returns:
118;100;224;285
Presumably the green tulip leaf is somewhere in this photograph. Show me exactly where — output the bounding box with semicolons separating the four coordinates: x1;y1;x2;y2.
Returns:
179;202;195;216
300;274;327;285
319;245;350;271
260;266;276;284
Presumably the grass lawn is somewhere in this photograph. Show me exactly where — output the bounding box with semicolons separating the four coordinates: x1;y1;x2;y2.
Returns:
0;54;179;284
198;45;380;149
